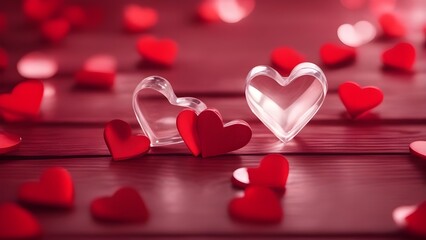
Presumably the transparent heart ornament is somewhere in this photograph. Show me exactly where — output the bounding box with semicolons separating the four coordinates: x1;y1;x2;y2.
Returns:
245;63;328;143
133;76;207;147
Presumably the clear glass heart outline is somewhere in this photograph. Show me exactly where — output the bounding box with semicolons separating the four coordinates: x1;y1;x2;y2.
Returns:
132;76;207;147
245;62;328;143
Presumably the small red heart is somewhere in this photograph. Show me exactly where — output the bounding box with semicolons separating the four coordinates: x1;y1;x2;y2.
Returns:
197;0;221;23
41;18;70;44
382;42;415;72
18;167;74;208
320;43;356;67
75;54;117;89
63;5;87;28
338;81;383;119
0;80;44;122
247;154;289;189
379;13;406;38
0;203;42;239
177;109;252;157
104;119;150;161
405;201;426;236
228;186;283;223
0;48;8;71
23;0;62;22
410;141;426;160
123;4;158;32
0;131;22;154
136;35;178;67
90;187;149;223
271;47;305;75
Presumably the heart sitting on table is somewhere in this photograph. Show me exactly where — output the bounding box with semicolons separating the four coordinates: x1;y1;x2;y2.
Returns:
0;202;42;239
75;54;117;89
123;4;157;32
320;43;356;67
136;35;178;67
41;18;70;44
0;131;21;154
382;42;415;72
378;13;406;38
409;141;426;160
271;47;305;75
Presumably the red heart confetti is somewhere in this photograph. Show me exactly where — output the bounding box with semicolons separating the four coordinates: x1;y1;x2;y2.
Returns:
75;54;117;89
18;167;74;208
63;5;87;29
197;0;221;23
338;81;383;119
23;0;62;22
104;119;151;161
409;141;426;160
0;202;42;239
382;42;415;72
271;47;305;75
177;109;252;158
228;186;283;223
320;43;356;67
136;35;178;67
232;154;289;190
123;4;158;32
0;131;22;154
90;187;149;223
0;48;8;71
0;80;44;122
378;12;406;38
41;18;70;44
405;201;426;237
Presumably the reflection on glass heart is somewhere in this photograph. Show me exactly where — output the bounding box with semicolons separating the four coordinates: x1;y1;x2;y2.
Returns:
133;76;207;147
245;63;327;143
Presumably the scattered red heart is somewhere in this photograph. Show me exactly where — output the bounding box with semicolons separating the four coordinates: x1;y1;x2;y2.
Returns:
271;47;305;75
0;131;22;154
378;13;406;38
338;81;383;119
405;201;426;237
18;167;74;208
136;35;178;67
104;119;151;161
0;80;44;122
197;0;221;23
320;43;356;67
41;18;70;44
382;42;415;72
123;4;158;32
75;54;117;89
63;5;87;29
177;109;252;157
0;203;42;239
228;186;283;223
23;0;62;22
91;187;149;223
0;48;7;71
409;141;426;160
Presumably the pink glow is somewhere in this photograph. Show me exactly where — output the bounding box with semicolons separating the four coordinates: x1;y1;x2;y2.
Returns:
17;52;58;79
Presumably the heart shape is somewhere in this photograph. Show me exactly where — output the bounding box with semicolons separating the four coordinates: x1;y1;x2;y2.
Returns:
123;4;157;32
245;63;327;143
320;43;356;67
409;141;426;160
338;81;383;119
379;13;406;38
0;131;22;154
337;20;376;47
382;42;415;72
0;80;44;122
41;18;70;44
0;48;8;71
228;186;283;223
18;167;74;208
133;76;207;147
0;203;42;239
90;187;149;223
136;36;178;67
232;154;289;189
197;0;221;23
104;119;150;161
405;201;426;236
63;5;87;28
271;47;305;75
177;109;252;157
23;0;62;22
75;54;116;89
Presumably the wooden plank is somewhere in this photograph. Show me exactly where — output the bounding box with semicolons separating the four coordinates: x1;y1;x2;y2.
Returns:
0;155;424;236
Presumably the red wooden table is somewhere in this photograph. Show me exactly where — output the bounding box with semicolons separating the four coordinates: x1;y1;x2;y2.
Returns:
1;0;426;239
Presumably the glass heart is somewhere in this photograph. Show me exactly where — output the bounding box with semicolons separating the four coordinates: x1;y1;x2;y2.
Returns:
245;63;327;143
133;76;207;147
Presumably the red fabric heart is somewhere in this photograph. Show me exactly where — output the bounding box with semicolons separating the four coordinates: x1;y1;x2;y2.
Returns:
410;141;426;160
23;0;62;22
90;187;149;223
228;186;283;223
123;4;158;32
379;13;406;38
382;42;415;72
0;203;42;239
247;154;289;189
197;0;221;23
136;36;178;67
0;48;8;71
18;167;74;208
0;80;44;122
271;47;305;75
338;81;383;119
320;43;356;67
41;18;70;44
63;5;87;29
177;109;252;157
104;119;150;161
75;55;117;89
405;201;426;236
0;131;21;154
